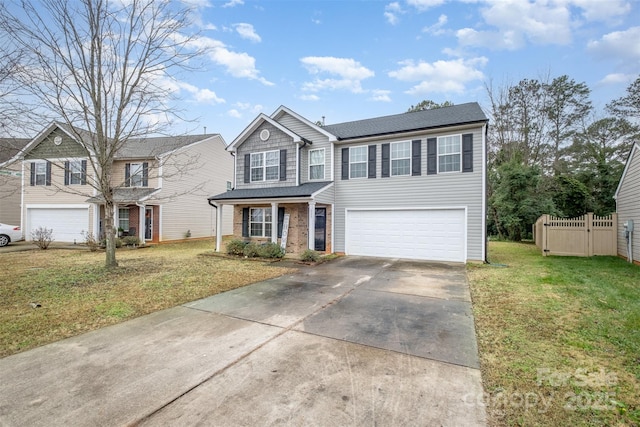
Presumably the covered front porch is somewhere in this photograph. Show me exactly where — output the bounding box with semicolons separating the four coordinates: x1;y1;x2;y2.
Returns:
208;182;334;256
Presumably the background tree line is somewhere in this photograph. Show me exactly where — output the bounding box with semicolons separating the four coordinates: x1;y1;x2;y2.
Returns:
410;75;640;241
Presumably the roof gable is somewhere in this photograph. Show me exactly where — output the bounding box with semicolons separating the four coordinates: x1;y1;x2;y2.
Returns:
614;142;640;200
271;106;337;141
323;102;488;140
227;113;304;152
0;137;30;165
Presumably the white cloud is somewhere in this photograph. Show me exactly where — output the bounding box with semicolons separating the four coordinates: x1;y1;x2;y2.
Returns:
384;2;403;25
388;57;487;94
300;57;374;94
406;0;446;11
422;14;448;35
369;90;392;102
227;102;263;119
193;88;225;104
234;23;261;43
222;0;243;8
227;109;242;118
568;0;631;23
300;94;320;101
599;73;637;85
587;26;640;63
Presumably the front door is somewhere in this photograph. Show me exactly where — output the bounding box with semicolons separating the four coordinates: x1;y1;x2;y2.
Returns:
314;207;326;251
145;207;152;240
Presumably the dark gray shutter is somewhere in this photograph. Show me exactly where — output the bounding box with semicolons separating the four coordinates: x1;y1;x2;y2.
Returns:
125;163;131;187
427;138;437;175
368;145;376;178
242;208;249;237
462;134;473;173
244;154;251;183
45;161;51;186
412;139;421;176
341;148;349;180
81;160;87;185
142;162;149;186
279;149;287;181
381;143;390;178
64;161;70;185
277;207;285;238
30;162;35;186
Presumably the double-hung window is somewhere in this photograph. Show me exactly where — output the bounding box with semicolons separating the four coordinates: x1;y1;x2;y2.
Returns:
309;148;325;180
68;161;83;185
391;141;411;176
250;208;272;237
34;162;47;185
438;135;461;173
129;163;144;186
349;146;367;179
251;151;279;182
118;208;130;231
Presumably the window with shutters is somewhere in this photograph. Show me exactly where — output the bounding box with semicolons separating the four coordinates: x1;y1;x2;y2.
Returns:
251;151;279;182
391;141;411;176
250;208;272;237
129;163;145;186
68;161;83;185
349;146;367;179
438;135;461;173
34;161;47;185
309;148;325;180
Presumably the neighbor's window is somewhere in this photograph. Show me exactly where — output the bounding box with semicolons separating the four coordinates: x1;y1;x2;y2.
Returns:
309;148;325;180
34;161;47;185
349;146;367;179
391;141;411;176
250;151;279;182
129;163;144;186
250;208;272;237
118;208;130;231
438;135;461;173
69;161;83;185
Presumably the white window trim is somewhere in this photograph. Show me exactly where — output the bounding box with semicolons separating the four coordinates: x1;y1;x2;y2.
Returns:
34;161;47;186
391;140;411;177
130;162;144;187
349;145;368;179
308;148;325;181
249;207;273;237
250;150;280;182
118;208;130;231
68;160;83;185
437;134;462;174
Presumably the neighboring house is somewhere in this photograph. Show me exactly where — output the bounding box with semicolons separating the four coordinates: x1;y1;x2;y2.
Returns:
0;137;30;226
614;142;640;264
15;122;233;244
209;103;489;262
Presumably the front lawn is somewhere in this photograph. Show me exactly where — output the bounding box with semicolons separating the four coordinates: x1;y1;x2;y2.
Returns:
0;240;295;358
468;242;639;426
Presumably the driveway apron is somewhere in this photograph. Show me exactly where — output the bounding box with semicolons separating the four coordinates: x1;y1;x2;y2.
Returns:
0;256;486;427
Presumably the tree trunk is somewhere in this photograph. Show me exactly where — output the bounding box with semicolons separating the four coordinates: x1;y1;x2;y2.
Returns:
103;200;118;268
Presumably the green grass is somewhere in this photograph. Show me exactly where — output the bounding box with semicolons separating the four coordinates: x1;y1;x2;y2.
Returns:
0;240;295;358
468;242;640;426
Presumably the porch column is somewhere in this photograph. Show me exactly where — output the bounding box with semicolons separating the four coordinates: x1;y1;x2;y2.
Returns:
92;203;100;238
271;202;278;243
138;204;145;245
215;203;223;252
308;201;316;250
113;205;118;236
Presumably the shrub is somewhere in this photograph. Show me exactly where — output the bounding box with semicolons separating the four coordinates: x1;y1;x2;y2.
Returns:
242;242;261;258
122;235;140;247
81;231;100;252
257;242;285;259
226;239;248;256
300;249;320;263
31;226;54;250
100;237;123;248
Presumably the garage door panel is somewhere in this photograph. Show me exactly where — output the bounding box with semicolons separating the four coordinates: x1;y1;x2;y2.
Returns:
27;208;89;243
346;209;465;262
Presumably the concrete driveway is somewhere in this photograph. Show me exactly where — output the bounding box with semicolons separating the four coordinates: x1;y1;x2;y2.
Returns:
0;257;486;426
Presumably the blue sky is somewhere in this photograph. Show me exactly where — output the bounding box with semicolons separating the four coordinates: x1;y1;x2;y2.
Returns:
47;0;640;142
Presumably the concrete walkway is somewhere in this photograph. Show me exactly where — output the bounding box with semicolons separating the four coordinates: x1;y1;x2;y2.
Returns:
0;257;486;426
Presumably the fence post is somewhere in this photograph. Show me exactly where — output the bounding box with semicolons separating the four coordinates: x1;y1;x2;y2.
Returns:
587;212;594;257
542;214;548;256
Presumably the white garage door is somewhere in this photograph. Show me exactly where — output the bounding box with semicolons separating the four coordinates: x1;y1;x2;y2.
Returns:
346;209;466;262
27;207;89;243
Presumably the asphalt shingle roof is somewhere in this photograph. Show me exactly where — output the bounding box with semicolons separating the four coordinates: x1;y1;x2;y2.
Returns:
86;187;159;203
209;181;333;201
323;102;488;140
0;138;30;164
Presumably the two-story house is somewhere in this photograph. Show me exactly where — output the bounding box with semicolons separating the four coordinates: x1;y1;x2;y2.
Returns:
209;103;488;263
18;122;233;244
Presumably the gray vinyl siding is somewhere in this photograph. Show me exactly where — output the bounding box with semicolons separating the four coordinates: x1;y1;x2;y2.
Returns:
313;185;335;205
616;145;640;261
235;123;297;189
333;126;485;261
25;128;87;159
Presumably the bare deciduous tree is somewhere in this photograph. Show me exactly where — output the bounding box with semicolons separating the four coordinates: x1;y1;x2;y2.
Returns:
0;0;202;267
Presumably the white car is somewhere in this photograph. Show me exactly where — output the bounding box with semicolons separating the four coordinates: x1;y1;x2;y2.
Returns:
0;223;24;247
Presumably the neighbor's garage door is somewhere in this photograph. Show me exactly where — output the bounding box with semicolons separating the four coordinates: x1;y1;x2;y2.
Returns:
27;207;89;243
346;209;466;262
